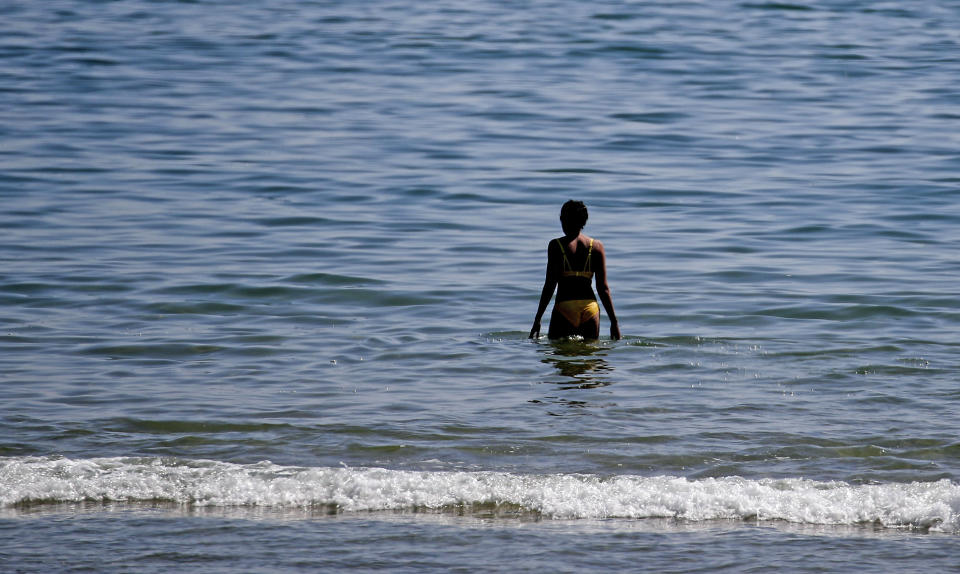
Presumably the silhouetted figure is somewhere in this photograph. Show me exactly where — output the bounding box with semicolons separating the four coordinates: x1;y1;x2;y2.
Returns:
530;200;620;340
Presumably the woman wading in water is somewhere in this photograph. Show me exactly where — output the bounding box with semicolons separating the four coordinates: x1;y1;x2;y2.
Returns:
529;200;621;340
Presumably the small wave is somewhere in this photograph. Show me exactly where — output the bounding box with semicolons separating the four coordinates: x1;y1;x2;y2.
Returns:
1;457;957;532
77;342;225;359
740;2;814;10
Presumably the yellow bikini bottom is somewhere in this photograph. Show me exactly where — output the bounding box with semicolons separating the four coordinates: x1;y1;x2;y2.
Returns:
555;299;599;328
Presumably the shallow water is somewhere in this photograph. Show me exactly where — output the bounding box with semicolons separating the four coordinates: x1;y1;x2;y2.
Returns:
2;0;960;571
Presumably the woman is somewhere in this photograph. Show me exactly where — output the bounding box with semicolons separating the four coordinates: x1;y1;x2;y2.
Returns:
529;200;621;340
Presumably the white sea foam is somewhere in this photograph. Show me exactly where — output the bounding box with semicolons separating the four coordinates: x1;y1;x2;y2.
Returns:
1;457;957;532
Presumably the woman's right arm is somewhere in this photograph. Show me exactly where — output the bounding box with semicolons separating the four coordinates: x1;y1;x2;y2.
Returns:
593;240;621;340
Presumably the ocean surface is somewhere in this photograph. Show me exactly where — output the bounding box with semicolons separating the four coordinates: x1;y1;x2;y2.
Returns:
2;0;960;571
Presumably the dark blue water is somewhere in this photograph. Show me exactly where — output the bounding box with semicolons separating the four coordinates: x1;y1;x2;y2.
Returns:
2;1;960;571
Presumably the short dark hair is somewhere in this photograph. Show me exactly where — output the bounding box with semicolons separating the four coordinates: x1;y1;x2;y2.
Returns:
560;200;588;230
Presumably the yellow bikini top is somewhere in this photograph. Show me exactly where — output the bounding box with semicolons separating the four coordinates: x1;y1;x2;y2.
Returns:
557;238;594;279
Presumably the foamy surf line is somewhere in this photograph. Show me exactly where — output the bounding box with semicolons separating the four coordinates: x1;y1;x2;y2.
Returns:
2;457;957;531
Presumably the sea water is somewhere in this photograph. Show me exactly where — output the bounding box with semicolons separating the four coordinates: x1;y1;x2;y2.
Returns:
2;0;960;571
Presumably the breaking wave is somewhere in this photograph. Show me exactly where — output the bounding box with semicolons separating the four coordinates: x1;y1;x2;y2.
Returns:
2;457;958;532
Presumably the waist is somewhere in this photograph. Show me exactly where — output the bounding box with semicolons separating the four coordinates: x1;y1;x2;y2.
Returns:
555;289;597;303
557;275;595;300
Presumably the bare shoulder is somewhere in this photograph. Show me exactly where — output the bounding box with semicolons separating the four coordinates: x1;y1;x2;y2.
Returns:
546;238;563;259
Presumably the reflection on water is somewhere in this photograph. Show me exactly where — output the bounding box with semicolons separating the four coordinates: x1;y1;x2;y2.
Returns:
539;338;614;389
530;338;617;415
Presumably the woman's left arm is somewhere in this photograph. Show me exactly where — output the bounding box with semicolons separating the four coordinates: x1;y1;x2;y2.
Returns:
530;241;560;338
